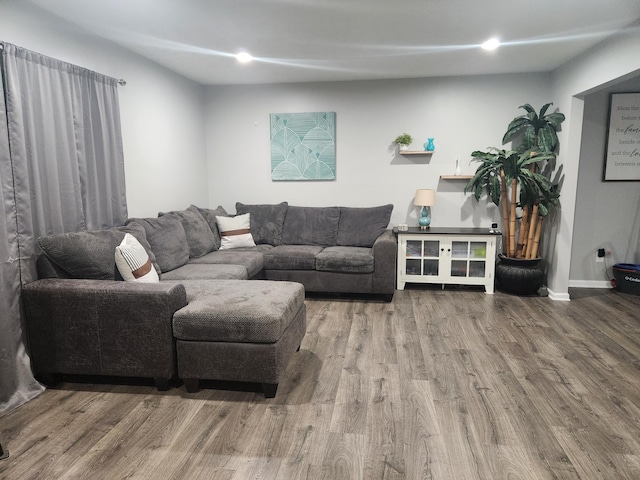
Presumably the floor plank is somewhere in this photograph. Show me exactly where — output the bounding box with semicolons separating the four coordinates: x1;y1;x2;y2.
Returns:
1;287;639;479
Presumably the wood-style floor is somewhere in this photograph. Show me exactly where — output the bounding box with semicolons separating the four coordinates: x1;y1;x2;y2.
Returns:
1;286;640;479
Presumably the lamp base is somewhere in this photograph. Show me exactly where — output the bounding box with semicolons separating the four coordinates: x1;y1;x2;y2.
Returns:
418;206;431;229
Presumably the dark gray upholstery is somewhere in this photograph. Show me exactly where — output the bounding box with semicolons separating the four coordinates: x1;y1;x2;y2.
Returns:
171;280;306;397
37;223;158;280
262;245;324;270
171;280;305;343
127;216;190;273
194;205;228;251
264;229;396;297
22;279;187;385
316;246;374;273
236;201;288;245
24;202;396;396
282;206;340;246
161;206;216;258
189;250;264;278
176;305;306;389
337;204;393;247
160;263;248;280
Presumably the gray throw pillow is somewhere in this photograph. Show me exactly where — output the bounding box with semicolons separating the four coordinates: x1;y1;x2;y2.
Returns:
159;206;216;258
126;216;189;273
235;201;288;245
37;223;159;280
282;206;340;246
194;205;229;251
337;204;393;247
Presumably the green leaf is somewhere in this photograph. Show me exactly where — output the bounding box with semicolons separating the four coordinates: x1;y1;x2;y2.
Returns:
546;111;565;129
538;204;549;216
489;174;501;206
519;104;536;115
523;128;536;149
502;117;530;144
539;102;552;118
538;127;558;152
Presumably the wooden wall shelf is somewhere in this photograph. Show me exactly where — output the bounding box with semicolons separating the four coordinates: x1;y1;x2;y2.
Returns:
399;150;434;155
440;175;473;180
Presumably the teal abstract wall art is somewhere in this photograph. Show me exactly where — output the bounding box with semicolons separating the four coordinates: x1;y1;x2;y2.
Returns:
270;112;336;181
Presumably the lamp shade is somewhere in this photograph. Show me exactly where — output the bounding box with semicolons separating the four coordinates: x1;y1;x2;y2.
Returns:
414;189;436;206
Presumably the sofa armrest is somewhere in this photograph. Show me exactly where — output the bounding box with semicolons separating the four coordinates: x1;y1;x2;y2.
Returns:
371;229;397;295
22;279;187;382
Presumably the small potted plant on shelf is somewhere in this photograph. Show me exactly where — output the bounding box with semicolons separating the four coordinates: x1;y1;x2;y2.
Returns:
393;133;413;151
464;102;565;295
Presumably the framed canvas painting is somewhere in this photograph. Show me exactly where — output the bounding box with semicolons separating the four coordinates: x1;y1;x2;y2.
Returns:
270;112;336;181
603;93;640;181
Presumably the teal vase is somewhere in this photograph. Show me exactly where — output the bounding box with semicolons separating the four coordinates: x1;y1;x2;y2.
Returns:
424;138;435;151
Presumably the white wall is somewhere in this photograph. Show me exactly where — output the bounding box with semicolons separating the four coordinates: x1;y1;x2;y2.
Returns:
204;74;551;229
569;77;640;286
549;21;640;298
0;1;208;218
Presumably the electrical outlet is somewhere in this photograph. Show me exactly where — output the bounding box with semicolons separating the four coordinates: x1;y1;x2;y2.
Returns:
596;248;605;263
596;254;604;263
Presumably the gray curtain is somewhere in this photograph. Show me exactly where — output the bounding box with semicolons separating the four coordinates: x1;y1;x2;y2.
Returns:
0;43;127;415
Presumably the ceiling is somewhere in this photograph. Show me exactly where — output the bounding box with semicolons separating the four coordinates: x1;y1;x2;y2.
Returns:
24;0;640;85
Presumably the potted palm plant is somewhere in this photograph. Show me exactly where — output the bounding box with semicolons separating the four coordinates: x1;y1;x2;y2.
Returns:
465;103;565;294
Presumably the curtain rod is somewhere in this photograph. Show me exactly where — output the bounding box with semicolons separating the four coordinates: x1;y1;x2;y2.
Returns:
1;42;126;86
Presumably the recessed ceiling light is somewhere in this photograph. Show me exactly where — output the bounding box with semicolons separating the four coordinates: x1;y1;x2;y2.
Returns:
235;52;254;63
481;38;500;51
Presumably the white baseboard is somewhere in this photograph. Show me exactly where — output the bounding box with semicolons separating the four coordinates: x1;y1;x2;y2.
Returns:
547;289;571;302
568;280;613;289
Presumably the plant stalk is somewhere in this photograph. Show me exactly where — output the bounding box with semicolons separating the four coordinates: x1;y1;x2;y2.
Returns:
500;168;509;256
509;177;517;257
525;204;539;259
529;216;544;259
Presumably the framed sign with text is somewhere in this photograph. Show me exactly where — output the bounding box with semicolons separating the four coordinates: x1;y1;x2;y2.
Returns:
604;93;640;181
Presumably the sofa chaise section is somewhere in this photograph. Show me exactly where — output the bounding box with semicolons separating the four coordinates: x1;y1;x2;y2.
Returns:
23;279;187;390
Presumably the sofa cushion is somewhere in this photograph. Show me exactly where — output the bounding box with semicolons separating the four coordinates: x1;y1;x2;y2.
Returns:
337;204;393;247
193;205;229;251
161;206;216;258
262;245;324;270
160;263;248;281
37;223;158;281
171;280;305;344
216;213;256;250
190;249;265;278
282;206;340;246
235;201;288;246
316;246;374;273
127;216;189;273
114;233;160;282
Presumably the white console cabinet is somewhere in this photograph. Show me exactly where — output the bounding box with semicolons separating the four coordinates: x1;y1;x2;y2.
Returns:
394;227;500;294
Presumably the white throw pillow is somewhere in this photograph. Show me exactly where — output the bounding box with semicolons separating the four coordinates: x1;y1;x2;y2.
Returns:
216;213;256;250
115;233;160;283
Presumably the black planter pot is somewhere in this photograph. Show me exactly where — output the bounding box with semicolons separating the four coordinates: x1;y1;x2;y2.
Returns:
495;254;544;295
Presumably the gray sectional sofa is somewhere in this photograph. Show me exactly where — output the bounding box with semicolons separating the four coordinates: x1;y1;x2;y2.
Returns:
22;202;396;396
142;202;397;299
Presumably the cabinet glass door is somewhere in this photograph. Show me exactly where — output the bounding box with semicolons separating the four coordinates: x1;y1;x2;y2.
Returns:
405;239;439;276
470;242;487;258
449;239;488;277
406;240;422;257
469;261;486;277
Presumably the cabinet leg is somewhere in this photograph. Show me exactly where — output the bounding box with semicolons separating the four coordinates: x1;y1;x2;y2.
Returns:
397;281;405;290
